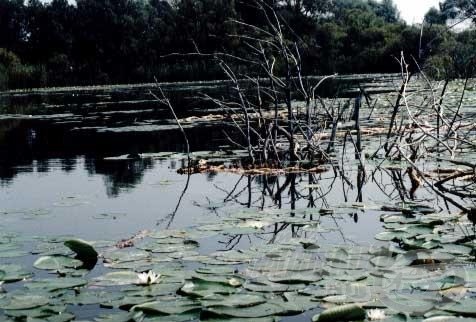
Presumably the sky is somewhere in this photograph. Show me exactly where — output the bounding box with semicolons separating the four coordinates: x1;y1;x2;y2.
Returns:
393;0;442;24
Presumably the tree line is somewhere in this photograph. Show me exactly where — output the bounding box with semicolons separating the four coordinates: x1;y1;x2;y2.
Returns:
0;0;474;89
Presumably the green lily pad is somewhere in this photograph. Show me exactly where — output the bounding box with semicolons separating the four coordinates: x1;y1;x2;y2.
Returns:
32;242;73;256
124;282;182;297
95;311;145;322
94;271;140;286
204;318;276;322
100;295;152;309
299;286;340;298
370;256;396;267
268;271;322;284
103;249;150;263
381;293;435;314
0;295;49;310
3;304;69;319
312;304;366;322
205;301;298;318
243;279;307;293
322;294;360;304
412;275;465;291
196;266;237;275
25;277;88;292
404;251;455;266
423;316;473;322
201;293;267;308
375;231;407;241
64;290;124;305
0;249;29;258
212;250;258;263
0;264;32;282
283;292;321;311
192;274;244;286
440;244;473;256
132;297;200;315
441;298;476;316
33;256;83;271
397;225;434;238
180;279;238;297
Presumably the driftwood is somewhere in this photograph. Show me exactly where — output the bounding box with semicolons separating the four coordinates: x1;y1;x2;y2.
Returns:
177;160;328;176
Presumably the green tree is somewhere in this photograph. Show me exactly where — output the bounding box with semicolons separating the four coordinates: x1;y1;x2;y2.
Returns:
74;0;148;83
370;0;400;23
440;0;476;21
0;0;26;53
424;7;448;25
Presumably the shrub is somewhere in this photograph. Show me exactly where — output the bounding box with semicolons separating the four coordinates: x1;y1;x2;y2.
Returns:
8;64;47;89
0;63;8;90
0;48;21;67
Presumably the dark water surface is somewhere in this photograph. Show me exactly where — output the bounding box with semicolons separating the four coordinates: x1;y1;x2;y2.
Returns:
0;154;390;245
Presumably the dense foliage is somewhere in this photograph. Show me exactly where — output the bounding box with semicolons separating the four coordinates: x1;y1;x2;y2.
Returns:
0;0;474;89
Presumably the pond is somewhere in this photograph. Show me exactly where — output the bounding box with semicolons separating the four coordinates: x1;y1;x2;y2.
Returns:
1;77;476;321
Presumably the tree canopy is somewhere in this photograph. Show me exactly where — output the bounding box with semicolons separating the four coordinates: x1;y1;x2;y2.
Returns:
0;0;474;89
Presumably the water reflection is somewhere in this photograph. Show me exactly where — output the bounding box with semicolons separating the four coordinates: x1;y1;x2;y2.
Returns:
1;109;472;252
0;114;228;191
93;158;155;198
0;145;470;254
165;157;467;251
61;157;77;173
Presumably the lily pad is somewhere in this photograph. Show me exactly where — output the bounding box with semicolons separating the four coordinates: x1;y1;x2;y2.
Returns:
268;271;322;284
196;266;237;275
95;271;140;286
412;275;465;291
3;304;70;320
0;264;32;282
243;279;307;293
312;304;366;322
441;298;476;316
0;249;29;258
205;301;298;318
33;256;83;271
64;290;124;305
25;277;88;292
132;297;200;315
0;295;49;310
180;279;238;297
201;293;267;308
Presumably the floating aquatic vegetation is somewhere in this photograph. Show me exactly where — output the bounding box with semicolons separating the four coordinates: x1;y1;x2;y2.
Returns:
3;162;476;321
33;255;83;271
0;264;32;283
313;304;366;322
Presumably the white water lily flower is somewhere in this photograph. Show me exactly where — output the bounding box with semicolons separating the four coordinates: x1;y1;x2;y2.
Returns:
136;271;161;285
228;277;242;287
182;281;195;292
367;309;386;320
